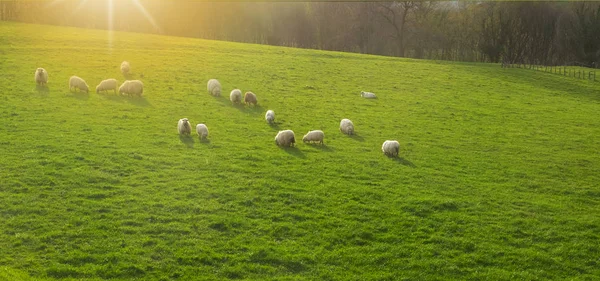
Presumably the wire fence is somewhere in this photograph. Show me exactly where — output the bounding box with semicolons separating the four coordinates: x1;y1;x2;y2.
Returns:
501;61;597;82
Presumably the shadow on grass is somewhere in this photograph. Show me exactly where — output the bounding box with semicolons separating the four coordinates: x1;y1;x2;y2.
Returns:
282;146;306;159
198;138;211;144
216;96;264;115
389;156;416;167
348;133;365;142
268;122;281;130
305;143;334;152
67;91;90;100
103;94;152;107
35;85;49;95
179;135;194;148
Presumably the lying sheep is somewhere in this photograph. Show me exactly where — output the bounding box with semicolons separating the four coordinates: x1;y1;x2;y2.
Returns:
196;124;209;140
244;91;257;106
121;61;130;75
119;80;144;97
360;91;377;99
275;130;295;147
178;118;192;135
96;79;118;94
69;76;89;93
382;140;400;157
302;130;324;144
207;79;221;96
230;89;242;104
265;110;275;124
35;68;48;85
340;119;354;135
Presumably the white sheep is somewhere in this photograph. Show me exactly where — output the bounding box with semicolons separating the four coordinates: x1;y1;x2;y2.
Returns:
302;130;324;144
96;79;118;94
265;110;275;124
207;79;221;96
196;124;209;140
69;76;89;93
244;91;258;106
119;80;144;97
230;89;242;104
178;118;192;135
121;61;130;75
360;91;377;99
275;130;295;147
382;140;400;157
340;119;354;135
34;68;48;85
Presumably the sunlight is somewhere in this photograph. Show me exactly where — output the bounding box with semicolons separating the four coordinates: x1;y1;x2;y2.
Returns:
107;0;113;51
131;0;161;33
71;0;89;16
45;0;65;8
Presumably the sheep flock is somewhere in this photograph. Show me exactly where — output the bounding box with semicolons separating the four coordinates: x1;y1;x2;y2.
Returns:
34;61;403;158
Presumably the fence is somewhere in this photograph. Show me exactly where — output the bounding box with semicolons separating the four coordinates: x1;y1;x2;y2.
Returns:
501;61;597;82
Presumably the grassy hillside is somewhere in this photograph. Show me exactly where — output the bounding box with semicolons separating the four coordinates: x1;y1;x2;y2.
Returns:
1;21;600;280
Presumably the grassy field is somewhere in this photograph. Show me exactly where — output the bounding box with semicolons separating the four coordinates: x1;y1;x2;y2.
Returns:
1;21;600;280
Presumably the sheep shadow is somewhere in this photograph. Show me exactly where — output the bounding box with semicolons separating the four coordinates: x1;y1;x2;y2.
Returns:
35;85;49;95
103;94;152;107
179;135;195;148
268;122;281;130
198;138;211;144
389;156;416;167
67;91;90;100
282;146;306;159
348;133;365;142
128;96;152;107
305;143;334;152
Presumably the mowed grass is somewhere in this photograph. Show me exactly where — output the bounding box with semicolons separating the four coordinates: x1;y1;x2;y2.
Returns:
1;21;600;280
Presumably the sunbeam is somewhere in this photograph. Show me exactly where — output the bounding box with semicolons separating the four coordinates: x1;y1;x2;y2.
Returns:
107;0;113;52
131;0;161;33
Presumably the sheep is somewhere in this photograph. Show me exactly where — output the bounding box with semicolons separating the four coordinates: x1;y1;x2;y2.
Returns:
68;76;89;93
302;130;324;144
96;79;118;94
119;80;144;97
340;119;354;135
382;140;400;157
178;118;192;135
121;61;130;75
230;89;242;104
275;130;295;147
34;68;48;85
196;124;209;140
207;79;221;96
244;91;257;106
360;91;377;99
265;110;275;124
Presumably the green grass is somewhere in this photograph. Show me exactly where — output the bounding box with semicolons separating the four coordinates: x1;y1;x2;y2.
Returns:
1;21;600;280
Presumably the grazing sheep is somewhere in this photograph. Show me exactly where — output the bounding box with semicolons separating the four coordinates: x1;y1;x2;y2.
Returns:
69;76;89;93
34;68;48;85
265;110;275;124
340;119;354;135
178;118;192;135
302;130;324;144
207;79;221;96
382;140;400;157
244;91;257;106
96;79;118;94
275;130;295;147
196;124;209;140
121;61;130;75
119;80;144;97
360;91;377;99
230;89;242;104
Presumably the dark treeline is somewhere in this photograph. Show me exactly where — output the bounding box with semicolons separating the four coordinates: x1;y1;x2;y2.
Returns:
2;1;600;65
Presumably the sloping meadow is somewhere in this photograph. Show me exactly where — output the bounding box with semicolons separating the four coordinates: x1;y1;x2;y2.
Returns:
1;22;599;280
